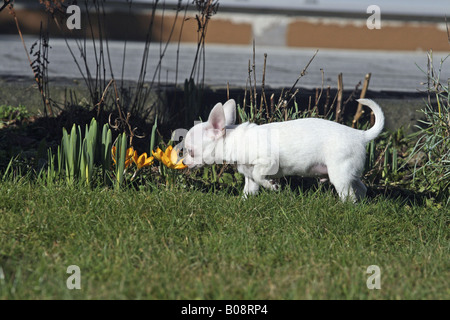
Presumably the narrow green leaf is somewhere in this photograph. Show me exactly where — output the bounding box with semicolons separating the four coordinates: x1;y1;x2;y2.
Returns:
150;114;158;154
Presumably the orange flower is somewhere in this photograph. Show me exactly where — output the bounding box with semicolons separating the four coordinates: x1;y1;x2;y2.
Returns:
132;152;154;170
111;146;134;168
152;146;187;170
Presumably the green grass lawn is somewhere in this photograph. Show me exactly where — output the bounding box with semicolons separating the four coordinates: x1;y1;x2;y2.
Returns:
0;180;448;299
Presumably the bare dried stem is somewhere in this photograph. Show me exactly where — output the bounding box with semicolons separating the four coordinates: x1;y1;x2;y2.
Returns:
261;53;268;115
335;73;343;122
9;4;52;116
352;73;371;128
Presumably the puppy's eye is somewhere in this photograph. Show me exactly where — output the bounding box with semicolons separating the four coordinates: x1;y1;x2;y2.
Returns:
187;148;194;157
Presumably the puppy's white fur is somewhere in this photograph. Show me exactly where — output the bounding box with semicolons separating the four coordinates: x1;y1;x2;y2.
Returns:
183;98;384;201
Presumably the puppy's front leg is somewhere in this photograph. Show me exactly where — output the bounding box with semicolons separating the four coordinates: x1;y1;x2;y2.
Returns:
252;161;280;191
252;175;280;191
243;176;260;198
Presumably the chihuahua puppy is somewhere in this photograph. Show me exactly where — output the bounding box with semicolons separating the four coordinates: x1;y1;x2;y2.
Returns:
183;98;384;202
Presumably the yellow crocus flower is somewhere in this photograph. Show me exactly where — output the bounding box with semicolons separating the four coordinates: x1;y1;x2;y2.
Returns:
133;152;154;170
152;145;187;170
111;146;135;168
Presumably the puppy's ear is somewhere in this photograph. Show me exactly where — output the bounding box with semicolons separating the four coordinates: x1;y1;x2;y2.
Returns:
206;102;226;139
223;99;236;125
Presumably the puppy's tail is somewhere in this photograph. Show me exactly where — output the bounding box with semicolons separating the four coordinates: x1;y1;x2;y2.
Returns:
357;98;385;142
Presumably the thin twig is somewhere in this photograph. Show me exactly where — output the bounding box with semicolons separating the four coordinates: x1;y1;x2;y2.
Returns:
261;53;268;115
9;4;52;116
353;73;371;128
95;79;114;108
176;1;189;86
0;0;11;13
335;73;343;122
323;86;331;117
248;59;253;111
270;93;275;119
252;39;257;119
341;80;361;122
315;68;325;110
286;49;319;98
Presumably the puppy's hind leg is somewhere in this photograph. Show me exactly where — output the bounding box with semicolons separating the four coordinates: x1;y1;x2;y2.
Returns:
334;182;357;202
328;167;357;202
352;178;367;201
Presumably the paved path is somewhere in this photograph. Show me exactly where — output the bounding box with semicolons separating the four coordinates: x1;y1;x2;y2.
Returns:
0;35;448;92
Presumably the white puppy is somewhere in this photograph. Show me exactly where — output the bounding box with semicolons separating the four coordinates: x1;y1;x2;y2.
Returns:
183;98;384;202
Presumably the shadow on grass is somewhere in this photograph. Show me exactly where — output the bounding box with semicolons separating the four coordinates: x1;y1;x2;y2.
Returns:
0;105;155;171
281;176;435;207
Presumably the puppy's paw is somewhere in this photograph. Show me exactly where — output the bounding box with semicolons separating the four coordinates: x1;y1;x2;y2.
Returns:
269;180;281;191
